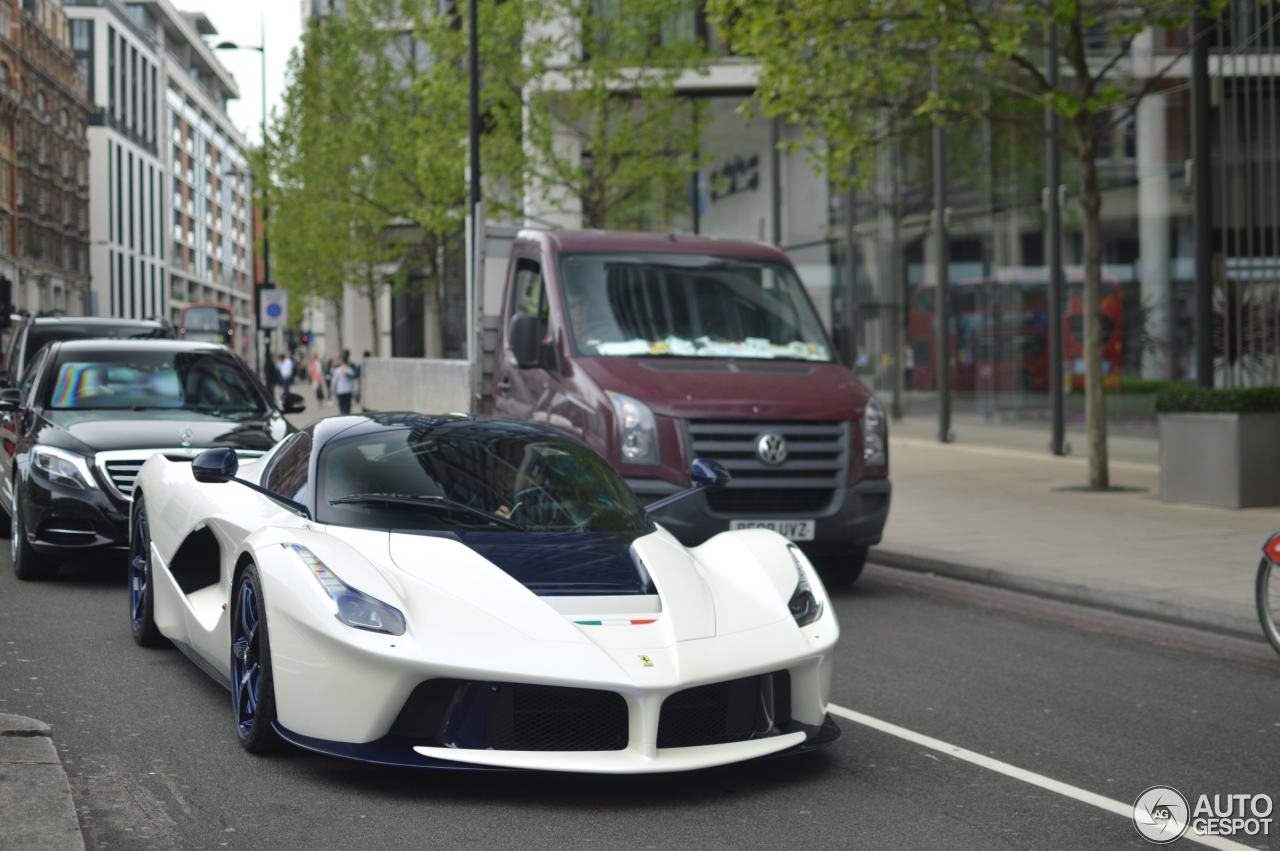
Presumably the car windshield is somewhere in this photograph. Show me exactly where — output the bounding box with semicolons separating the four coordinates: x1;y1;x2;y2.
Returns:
316;424;651;534
44;350;266;416
559;252;832;361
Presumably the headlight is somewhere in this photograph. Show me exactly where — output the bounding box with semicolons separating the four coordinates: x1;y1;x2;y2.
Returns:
287;543;406;636
606;391;660;466
31;446;96;490
862;396;887;467
786;545;823;627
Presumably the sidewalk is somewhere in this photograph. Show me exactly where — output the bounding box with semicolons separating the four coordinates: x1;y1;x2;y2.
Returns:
872;415;1277;640
0;714;82;851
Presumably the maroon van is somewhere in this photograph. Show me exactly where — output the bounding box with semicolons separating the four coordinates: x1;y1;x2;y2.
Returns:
492;229;889;586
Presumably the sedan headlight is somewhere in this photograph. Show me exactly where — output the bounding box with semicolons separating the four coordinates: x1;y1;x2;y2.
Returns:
786;545;823;627
287;543;406;636
31;446;96;490
862;396;887;468
606;391;660;466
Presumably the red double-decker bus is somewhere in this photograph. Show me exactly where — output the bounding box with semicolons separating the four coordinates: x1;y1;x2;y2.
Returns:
178;303;235;349
908;270;1123;393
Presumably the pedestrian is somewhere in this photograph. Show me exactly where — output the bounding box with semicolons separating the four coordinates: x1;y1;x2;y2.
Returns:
264;354;279;399
323;358;335;405
330;352;357;415
308;353;325;402
278;351;295;396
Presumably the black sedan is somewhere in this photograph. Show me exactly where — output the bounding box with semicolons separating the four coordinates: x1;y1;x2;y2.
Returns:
1;339;304;579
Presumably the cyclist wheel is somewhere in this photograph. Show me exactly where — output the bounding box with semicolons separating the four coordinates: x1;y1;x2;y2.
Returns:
1257;557;1280;656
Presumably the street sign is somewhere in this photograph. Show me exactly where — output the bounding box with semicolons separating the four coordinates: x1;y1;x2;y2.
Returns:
260;289;288;329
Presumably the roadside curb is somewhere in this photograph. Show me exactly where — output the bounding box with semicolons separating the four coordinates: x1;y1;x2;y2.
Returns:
0;713;84;851
869;546;1264;643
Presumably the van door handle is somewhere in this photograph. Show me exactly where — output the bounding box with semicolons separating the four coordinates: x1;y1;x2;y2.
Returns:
497;377;512;393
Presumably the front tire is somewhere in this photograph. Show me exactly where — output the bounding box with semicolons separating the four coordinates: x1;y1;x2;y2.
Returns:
1258;557;1280;656
810;546;868;588
231;563;280;753
129;499;167;647
11;482;55;581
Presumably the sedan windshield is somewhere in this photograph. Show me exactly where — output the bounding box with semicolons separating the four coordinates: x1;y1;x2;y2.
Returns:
559;252;832;361
45;350;266;416
317;425;651;534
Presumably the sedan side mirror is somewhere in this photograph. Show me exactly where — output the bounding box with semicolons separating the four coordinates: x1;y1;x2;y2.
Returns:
644;459;733;517
509;313;543;369
280;392;307;415
0;387;20;410
192;448;239;483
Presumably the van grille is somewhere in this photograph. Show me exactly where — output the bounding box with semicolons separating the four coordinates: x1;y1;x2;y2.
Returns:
685;420;848;499
705;488;833;515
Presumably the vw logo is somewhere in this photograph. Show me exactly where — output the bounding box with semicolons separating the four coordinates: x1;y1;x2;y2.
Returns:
179;428;194;447
756;433;788;466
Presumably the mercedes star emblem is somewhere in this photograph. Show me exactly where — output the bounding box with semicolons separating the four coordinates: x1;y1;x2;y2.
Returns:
179;428;194;447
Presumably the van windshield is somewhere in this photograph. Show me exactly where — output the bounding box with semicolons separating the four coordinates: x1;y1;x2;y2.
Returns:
559;252;832;361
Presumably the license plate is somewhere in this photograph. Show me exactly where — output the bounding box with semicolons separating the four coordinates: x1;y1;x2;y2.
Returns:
729;519;815;541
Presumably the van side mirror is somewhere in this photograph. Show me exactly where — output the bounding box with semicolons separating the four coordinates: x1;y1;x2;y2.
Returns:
509;314;543;369
192;448;238;482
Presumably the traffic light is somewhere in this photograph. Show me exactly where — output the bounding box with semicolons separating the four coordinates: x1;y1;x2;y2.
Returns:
301;332;312;345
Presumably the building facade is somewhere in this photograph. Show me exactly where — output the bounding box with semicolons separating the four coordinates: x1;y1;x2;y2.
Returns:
0;0;90;318
65;0;252;358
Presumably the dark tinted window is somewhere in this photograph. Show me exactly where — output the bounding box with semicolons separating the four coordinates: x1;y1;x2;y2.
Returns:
25;323;171;364
265;432;311;503
19;349;46;405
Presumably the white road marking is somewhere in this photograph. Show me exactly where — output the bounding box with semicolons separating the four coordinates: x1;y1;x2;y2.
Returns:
827;703;1257;851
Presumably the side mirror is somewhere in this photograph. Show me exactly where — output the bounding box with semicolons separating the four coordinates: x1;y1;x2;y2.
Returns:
690;458;731;489
509;313;543;369
0;387;20;410
644;459;734;517
538;335;560;374
280;392;307;415
192;448;238;483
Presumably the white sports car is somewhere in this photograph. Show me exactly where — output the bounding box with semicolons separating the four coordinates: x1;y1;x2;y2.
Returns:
128;413;841;773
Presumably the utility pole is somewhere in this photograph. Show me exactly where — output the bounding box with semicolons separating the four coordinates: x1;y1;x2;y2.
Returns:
468;0;481;212
1046;25;1066;454
1192;10;1214;388
933;71;952;443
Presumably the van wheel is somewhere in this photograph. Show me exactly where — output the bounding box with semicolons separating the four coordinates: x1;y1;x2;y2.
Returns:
810;546;867;588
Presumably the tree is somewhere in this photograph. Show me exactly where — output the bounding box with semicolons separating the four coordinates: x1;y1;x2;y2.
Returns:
710;0;1225;489
524;0;709;230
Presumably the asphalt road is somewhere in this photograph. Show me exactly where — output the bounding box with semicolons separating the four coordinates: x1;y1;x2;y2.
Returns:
3;553;1279;851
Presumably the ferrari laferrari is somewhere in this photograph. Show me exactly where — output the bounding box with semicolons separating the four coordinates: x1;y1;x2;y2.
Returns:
128;413;840;772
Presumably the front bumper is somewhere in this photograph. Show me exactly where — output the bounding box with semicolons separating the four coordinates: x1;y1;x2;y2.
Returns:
630;476;892;551
272;714;842;772
22;469;130;561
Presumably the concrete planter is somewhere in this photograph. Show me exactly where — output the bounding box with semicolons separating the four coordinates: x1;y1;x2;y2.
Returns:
1159;412;1280;508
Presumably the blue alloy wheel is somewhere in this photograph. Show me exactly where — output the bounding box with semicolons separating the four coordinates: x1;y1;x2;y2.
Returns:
129;500;165;647
231;565;280;752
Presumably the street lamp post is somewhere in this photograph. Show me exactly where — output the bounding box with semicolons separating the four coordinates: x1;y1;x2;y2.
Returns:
214;25;268;378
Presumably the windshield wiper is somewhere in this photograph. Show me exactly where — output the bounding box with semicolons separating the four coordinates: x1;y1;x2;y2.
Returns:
330;493;524;531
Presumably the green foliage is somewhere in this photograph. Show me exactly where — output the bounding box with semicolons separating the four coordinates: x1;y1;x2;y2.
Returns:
524;0;710;230
1116;377;1177;395
1156;386;1280;414
271;0;535;349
